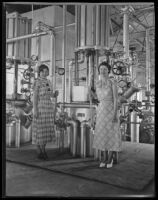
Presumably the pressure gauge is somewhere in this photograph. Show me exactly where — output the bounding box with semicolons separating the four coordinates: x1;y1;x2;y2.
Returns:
31;55;38;61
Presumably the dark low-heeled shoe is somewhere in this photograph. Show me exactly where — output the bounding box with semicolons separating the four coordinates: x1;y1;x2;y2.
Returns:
37;153;45;160
43;152;49;160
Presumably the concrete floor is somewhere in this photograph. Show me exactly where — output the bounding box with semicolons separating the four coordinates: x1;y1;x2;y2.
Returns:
5;141;155;197
6;162;155;197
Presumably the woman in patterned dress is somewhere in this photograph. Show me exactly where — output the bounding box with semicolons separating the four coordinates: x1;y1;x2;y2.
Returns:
92;61;121;168
32;64;58;160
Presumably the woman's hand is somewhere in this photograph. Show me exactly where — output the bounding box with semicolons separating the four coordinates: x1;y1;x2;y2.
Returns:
112;114;118;123
33;109;38;119
54;90;59;97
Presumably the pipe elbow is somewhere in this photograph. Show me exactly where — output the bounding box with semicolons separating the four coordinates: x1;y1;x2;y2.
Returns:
80;121;87;127
67;119;78;128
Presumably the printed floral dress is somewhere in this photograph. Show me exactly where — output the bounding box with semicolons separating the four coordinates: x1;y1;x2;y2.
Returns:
32;77;56;145
93;79;122;152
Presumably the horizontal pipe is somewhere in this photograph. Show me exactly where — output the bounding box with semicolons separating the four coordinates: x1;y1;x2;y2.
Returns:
6;31;48;43
6;23;75;43
59;102;96;109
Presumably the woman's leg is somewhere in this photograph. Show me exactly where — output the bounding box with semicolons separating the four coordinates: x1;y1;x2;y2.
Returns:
104;151;114;168
103;150;108;163
36;144;45;159
36;144;42;155
41;144;48;159
113;151;119;164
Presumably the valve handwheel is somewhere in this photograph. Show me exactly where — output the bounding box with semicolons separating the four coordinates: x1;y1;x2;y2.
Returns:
23;69;31;80
112;61;126;75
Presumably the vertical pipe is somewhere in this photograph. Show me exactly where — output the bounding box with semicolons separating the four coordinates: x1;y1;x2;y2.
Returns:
68;61;74;103
96;5;101;46
92;5;96;46
123;7;129;59
49;32;55;85
53;34;56;90
78;6;81;47
101;5;105;45
80;5;86;47
32;4;34;33
146;29;151;93
105;5;110;47
75;5;78;49
81;122;87;158
62;5;66;104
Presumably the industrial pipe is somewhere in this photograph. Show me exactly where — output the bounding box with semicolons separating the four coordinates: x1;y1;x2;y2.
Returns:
96;5;101;46
62;5;67;104
146;29;151;93
68;60;75;103
67;119;78;157
6;31;48;43
80;121;87;158
49;31;55;85
105;5;110;47
123;86;140;99
68;53;85;102
58;102;96;109
75;5;78;49
123;6;130;75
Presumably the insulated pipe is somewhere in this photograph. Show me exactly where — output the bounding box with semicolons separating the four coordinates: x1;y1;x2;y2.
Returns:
62;5;67;104
67;119;78;157
80;121;87;158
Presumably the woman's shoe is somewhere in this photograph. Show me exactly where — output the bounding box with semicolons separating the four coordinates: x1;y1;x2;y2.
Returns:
113;152;118;164
105;159;113;168
99;162;106;168
37;153;45;160
43;152;49;160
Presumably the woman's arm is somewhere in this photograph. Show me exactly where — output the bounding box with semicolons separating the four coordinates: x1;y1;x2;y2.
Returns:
33;80;39;118
112;79;118;120
49;80;59;98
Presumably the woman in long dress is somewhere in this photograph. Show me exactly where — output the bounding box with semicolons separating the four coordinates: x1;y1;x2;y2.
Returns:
32;64;58;160
92;61;122;168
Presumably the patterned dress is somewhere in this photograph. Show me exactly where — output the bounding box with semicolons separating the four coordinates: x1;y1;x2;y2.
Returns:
32;77;56;145
93;79;122;152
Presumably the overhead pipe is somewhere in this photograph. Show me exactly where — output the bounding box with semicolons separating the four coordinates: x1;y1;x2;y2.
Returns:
67;119;78;157
59;102;96;109
6;31;48;43
6;23;75;44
